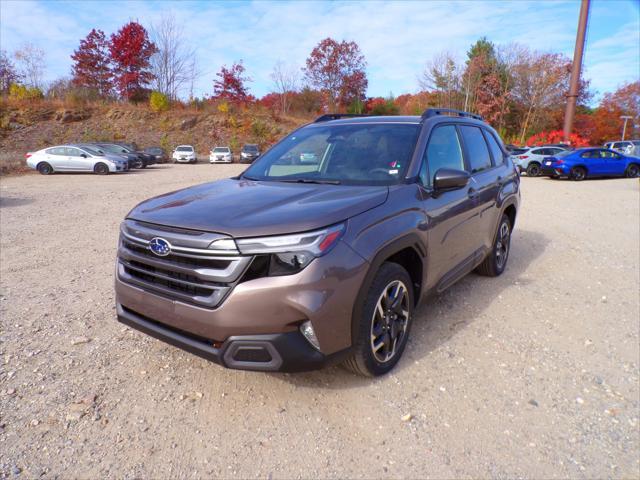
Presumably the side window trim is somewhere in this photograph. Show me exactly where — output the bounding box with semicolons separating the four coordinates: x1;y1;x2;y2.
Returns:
482;129;505;166
457;123;494;175
417;122;464;188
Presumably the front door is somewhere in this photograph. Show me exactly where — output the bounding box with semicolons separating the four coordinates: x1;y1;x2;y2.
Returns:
65;147;92;171
418;124;480;290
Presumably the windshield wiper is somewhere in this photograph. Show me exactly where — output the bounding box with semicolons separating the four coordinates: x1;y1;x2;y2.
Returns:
278;178;341;185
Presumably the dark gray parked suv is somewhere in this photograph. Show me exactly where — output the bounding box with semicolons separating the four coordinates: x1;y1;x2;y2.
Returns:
115;109;520;376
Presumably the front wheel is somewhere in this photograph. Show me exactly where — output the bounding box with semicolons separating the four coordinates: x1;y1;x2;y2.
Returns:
94;163;109;175
625;163;640;178
526;163;541;177
343;262;414;377
476;214;512;277
570;166;586;181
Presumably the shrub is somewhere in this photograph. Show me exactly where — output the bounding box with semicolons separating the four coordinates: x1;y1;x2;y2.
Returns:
160;133;171;152
149;91;169;112
251;119;269;140
9;83;43;100
217;101;229;114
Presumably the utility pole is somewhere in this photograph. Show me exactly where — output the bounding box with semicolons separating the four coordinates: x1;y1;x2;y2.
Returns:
620;115;633;141
563;0;590;143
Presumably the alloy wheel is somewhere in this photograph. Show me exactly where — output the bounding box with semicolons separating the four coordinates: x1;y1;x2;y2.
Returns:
370;280;410;363
495;221;510;269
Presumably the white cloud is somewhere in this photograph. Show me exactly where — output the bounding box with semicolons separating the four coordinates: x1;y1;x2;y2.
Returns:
0;0;637;102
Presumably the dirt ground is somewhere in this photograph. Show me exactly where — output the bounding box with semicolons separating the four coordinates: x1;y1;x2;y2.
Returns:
1;164;638;479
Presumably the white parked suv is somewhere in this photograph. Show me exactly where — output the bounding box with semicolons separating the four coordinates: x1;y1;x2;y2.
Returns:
604;140;639;157
172;145;197;163
25;144;128;175
209;146;233;163
512;146;567;176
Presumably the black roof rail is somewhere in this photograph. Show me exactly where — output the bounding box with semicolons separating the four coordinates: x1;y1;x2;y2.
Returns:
421;108;483;121
314;113;370;123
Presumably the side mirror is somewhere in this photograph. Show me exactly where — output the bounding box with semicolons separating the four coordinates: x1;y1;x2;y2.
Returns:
80;153;87;158
433;168;470;191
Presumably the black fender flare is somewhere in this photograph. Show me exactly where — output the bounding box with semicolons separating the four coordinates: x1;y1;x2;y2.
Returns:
350;233;426;343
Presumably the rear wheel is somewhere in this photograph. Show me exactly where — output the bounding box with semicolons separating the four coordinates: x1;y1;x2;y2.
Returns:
526;163;541;177
37;162;53;175
343;262;414;377
476;214;512;277
570;166;586;181
625;163;640;178
94;163;109;175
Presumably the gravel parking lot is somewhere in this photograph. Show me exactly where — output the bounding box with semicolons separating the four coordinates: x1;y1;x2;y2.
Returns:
1;165;638;479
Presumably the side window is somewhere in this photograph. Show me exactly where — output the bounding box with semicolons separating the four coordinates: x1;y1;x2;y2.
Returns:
581;150;598;159
65;147;82;157
420;125;465;187
484;131;505;165
531;148;545;156
46;147;65;156
459;125;491;173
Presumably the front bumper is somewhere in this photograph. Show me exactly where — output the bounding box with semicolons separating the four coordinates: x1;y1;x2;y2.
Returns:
117;303;346;371
175;157;196;163
115;240;369;371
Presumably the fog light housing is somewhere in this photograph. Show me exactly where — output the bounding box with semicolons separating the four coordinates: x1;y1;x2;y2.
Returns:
300;321;320;351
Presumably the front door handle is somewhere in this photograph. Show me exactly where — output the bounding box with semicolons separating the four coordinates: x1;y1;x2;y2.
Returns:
467;187;478;199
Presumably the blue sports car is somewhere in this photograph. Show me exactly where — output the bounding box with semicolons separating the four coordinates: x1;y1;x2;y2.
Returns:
540;147;640;181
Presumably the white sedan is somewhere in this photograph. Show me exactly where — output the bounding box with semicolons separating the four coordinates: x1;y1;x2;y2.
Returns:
25;145;128;175
172;145;197;163
512;146;567;176
209;146;233;163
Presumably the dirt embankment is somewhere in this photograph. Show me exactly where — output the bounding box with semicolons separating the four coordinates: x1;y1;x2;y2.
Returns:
0;100;310;174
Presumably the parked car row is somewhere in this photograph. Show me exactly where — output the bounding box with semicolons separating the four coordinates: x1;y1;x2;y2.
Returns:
25;142;169;175
171;144;262;164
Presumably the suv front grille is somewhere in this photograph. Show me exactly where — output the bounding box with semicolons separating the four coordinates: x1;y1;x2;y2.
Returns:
117;220;252;308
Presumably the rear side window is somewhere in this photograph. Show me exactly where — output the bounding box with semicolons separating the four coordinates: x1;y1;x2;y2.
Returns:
421;125;465;187
46;147;66;155
485;132;505;165
460;126;492;173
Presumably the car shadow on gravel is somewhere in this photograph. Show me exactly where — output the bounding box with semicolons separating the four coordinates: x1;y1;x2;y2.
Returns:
271;228;550;389
0;196;34;208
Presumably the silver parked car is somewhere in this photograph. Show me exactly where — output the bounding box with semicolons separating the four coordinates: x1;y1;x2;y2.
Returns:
25;144;129;175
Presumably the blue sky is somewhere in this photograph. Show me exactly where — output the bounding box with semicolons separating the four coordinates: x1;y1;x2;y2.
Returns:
1;0;638;103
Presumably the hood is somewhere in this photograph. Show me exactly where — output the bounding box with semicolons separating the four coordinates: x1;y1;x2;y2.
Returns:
127;178;388;237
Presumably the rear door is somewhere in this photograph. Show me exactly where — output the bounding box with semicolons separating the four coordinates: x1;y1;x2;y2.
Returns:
419;124;479;289
45;147;69;170
600;150;626;175
458;125;505;255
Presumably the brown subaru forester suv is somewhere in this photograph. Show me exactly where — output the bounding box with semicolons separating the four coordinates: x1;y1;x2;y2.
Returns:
115;109;520;376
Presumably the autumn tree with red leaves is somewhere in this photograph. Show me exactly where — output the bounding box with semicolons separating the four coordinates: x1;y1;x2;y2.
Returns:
304;38;367;109
71;29;113;97
526;130;589;147
109;22;157;101
212;61;251;103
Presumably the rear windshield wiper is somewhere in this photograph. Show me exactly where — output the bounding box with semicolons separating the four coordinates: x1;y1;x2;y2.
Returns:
278;178;341;185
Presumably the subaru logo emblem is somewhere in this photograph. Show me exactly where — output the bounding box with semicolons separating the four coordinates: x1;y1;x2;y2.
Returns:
149;237;171;256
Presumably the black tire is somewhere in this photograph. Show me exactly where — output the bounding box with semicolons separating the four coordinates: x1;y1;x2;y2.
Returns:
570;166;586;181
132;159;143;169
526;162;541;177
476;214;512;277
140;161;147;169
37;162;53;175
343;262;414;377
625;163;640;178
94;163;109;175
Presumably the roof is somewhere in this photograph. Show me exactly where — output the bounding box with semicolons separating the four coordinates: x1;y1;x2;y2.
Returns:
312;115;422;125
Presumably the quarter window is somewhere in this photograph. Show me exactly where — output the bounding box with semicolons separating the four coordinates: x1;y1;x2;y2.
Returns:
460;126;492;173
421;125;465;187
485;131;505;164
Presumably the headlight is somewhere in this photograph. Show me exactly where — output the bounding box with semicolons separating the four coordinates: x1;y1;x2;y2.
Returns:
235;223;345;275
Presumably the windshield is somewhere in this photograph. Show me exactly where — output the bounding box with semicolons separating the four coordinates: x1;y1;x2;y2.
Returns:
99;144;124;153
631;141;640;146
81;146;104;156
243;123;420;186
213;147;229;153
176;146;193;152
243;145;259;152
